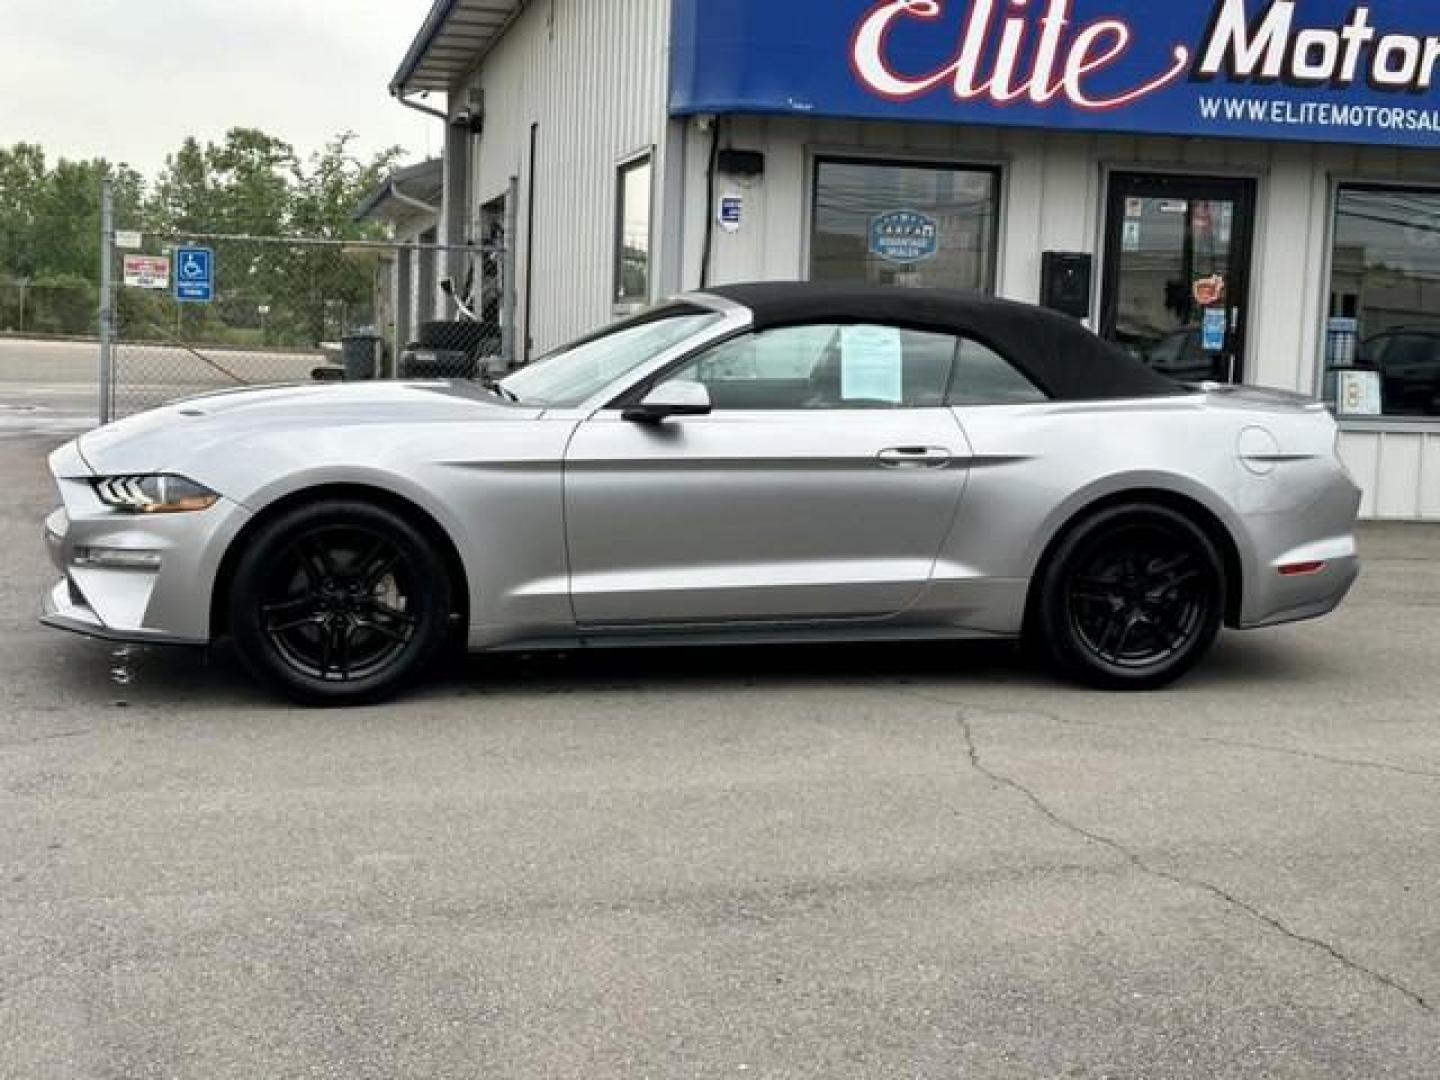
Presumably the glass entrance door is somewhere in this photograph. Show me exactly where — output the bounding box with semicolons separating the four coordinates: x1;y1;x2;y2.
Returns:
1101;174;1257;384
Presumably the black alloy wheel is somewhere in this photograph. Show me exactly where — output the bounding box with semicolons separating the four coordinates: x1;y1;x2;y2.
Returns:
1037;504;1225;690
229;500;453;705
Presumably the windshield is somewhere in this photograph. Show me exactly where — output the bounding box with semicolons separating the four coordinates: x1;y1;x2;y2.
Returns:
500;304;725;407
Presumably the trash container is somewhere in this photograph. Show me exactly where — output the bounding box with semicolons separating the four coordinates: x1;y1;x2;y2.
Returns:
341;329;380;381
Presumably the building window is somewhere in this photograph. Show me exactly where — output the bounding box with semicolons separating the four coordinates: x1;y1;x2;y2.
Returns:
811;159;999;293
614;154;653;305
1327;185;1440;419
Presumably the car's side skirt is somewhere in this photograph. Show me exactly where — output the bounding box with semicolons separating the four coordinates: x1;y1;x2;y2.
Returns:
475;623;1016;654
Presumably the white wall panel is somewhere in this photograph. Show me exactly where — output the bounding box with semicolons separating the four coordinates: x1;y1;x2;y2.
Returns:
1250;148;1316;395
1374;434;1425;520
462;0;670;356
1338;432;1440;523
999;132;1045;304
1037;139;1096;257
1356;431;1440;523
1422;436;1440;521
760;118;806;282
1339;434;1381;519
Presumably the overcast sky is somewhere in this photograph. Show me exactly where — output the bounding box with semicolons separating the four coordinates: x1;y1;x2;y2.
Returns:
0;0;442;178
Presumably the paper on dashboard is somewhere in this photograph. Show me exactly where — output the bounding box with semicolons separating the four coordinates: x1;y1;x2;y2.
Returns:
840;325;903;404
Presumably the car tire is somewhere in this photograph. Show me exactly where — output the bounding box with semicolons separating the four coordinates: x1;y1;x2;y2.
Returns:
228;499;454;706
1036;503;1225;691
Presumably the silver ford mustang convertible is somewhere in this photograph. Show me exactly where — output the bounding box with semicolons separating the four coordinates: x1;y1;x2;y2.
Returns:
43;283;1361;704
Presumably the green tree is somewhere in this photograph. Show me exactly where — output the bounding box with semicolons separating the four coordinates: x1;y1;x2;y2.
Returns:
0;144;48;280
268;132;406;343
149;128;296;237
0;128;411;343
288;131;403;239
0;145;142;281
0;145;145;333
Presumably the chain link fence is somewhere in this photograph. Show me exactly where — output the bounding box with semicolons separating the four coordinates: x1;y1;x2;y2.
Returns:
1;278;98;337
101;223;513;420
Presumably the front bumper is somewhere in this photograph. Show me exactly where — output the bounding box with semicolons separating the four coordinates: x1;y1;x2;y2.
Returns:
41;578;205;646
39;442;253;647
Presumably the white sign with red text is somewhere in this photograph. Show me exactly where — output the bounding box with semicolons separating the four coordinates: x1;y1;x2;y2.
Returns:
122;255;171;291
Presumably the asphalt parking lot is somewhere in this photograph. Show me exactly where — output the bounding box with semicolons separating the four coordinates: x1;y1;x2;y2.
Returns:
3;377;1439;1078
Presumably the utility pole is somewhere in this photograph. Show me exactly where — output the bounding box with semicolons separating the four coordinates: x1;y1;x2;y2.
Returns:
98;179;115;425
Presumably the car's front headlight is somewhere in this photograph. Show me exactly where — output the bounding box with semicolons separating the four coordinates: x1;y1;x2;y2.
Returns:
92;475;220;514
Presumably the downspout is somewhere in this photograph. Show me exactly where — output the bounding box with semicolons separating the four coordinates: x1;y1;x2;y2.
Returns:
394;90;448;122
389;89;450;336
394;86;472;317
698;116;722;289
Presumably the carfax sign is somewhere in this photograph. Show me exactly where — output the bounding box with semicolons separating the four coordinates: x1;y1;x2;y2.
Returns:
870;210;940;263
670;0;1440;148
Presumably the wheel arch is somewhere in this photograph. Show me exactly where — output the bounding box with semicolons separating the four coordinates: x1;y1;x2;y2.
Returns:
209;483;471;640
1023;486;1246;634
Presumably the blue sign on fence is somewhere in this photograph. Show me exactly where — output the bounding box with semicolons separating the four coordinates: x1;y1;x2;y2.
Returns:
174;246;214;304
870;211;939;264
671;0;1440;149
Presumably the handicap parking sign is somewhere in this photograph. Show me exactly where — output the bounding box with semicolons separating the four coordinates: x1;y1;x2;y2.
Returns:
174;246;214;303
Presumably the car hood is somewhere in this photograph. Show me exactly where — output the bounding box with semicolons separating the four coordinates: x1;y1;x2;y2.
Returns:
78;380;537;475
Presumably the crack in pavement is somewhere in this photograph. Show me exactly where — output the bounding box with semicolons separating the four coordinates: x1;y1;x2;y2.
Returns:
1065;719;1440;782
903;688;1440;783
956;710;1435;1015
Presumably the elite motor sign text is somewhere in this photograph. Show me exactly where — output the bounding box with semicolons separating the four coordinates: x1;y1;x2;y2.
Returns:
851;0;1440;108
670;0;1440;147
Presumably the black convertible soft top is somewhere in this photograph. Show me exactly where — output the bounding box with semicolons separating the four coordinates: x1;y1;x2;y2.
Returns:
701;282;1183;402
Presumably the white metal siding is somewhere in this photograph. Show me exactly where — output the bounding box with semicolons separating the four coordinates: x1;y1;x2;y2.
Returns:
680;116;1440;519
1340;431;1440;522
461;0;671;357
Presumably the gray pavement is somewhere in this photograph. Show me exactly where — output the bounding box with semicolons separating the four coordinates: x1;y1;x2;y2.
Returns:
0;337;102;384
0;335;328;421
2;392;1439;1077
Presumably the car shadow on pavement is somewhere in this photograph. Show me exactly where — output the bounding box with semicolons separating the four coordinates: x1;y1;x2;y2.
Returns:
46;629;1325;711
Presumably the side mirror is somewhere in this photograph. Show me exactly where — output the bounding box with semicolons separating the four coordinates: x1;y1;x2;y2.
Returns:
623;380;712;424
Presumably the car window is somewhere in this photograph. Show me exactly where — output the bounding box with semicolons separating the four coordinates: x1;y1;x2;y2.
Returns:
688;324;837;385
1371;333;1440;416
501;305;724;407
946;339;1048;405
662;323;960;410
1385;336;1440;370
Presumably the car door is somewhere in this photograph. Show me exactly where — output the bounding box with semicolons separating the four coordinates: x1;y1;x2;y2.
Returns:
940;336;1064;590
563;322;972;627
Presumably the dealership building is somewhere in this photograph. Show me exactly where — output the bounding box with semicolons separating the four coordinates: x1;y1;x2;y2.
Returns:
390;0;1440;521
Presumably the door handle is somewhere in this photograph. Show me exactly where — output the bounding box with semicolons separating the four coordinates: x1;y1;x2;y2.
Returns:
877;447;952;469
